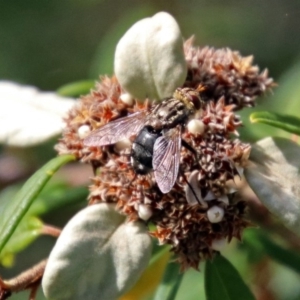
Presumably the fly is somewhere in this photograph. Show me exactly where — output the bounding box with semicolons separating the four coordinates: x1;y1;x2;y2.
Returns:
84;86;204;194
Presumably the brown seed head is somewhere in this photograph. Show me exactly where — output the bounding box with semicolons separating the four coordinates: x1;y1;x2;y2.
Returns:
184;36;274;110
55;37;273;268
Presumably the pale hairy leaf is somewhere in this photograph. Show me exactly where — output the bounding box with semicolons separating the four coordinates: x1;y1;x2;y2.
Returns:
114;12;187;100
42;203;152;300
0;81;75;146
245;137;300;236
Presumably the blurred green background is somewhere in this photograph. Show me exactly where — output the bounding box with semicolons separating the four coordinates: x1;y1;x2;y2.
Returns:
1;1;300;299
1;0;300;90
1;0;300;142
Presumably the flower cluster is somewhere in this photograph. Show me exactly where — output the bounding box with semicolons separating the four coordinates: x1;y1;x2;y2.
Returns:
184;37;274;109
56;38;273;269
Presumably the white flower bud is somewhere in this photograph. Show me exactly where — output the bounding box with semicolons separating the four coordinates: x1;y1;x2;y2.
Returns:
207;205;225;223
114;12;187;100
187;119;205;135
138;204;153;221
120;93;134;106
78;124;91;139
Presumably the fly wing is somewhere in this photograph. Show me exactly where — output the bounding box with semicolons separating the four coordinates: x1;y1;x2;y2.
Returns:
84;111;146;146
152;125;181;194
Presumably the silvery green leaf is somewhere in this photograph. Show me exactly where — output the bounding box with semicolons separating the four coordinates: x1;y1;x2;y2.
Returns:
42;203;152;300
244;137;300;235
0;81;75;147
114;12;187;100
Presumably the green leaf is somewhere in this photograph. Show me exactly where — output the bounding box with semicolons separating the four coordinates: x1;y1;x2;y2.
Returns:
244;231;300;275
174;267;205;300
0;154;75;255
28;183;88;216
259;236;300;274
239;58;300;142
57;80;95;97
149;244;169;266
153;260;183;300
241;229;266;264
250;111;300;135
0;179;86;262
0;216;43;267
205;255;255;300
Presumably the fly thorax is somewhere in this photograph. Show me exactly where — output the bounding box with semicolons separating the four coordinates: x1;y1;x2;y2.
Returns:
173;87;204;111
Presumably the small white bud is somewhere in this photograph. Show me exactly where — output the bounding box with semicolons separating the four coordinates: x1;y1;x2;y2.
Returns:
138;204;153;221
207;206;224;223
187;119;205;135
120;93;134;106
78;125;91;139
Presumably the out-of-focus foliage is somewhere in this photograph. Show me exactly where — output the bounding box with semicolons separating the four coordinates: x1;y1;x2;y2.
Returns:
250;111;300;136
0;81;76;147
0;155;75;253
57;80;95;97
205;255;255;300
245;137;300;235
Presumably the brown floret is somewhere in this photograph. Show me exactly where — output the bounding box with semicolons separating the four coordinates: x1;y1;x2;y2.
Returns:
184;36;274;109
55;37;274;268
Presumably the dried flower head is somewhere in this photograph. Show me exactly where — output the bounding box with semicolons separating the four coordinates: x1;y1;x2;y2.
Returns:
80;88;251;269
184;36;274;110
56;76;133;166
55;36;273;269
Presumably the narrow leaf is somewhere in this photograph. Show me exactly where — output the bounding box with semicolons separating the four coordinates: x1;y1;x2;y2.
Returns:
246;232;300;275
28;184;87;216
205;255;255;300
0;154;75;254
0;216;43;267
149;245;170;266
153;261;183;300
120;246;170;300
250;111;300;135
57;80;95;97
259;237;300;274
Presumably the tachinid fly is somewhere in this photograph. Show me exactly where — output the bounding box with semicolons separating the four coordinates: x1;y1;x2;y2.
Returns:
84;86;204;194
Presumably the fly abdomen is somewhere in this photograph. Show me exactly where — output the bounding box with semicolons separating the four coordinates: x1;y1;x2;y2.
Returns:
131;126;162;175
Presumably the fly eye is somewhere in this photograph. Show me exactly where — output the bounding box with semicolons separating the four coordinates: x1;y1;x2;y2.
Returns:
145;125;156;134
189;93;202;110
